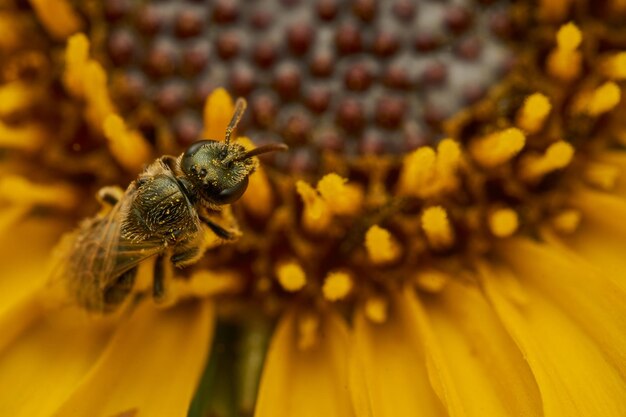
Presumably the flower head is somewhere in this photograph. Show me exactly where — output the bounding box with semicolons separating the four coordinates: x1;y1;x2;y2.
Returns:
1;0;626;416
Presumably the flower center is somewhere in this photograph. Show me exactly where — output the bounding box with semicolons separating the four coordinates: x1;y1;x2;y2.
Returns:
87;0;513;173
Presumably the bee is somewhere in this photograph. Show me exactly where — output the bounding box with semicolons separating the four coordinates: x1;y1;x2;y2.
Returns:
54;98;287;313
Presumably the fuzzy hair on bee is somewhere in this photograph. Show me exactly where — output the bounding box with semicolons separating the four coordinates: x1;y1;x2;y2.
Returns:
51;98;287;313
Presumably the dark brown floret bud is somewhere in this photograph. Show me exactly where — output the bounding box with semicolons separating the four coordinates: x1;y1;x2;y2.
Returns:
345;63;373;91
175;9;205;38
376;96;406;128
372;31;400;57
252;94;278;127
282;112;312;144
422;61;448;86
392;0;416;22
253;41;278;69
305;86;331;113
104;0;129;22
456;36;482;61
274;64;301;100
287;23;314;55
250;10;273;30
352;0;377;22
310;51;334;77
230;66;256;97
107;29;135;66
174;113;202;146
182;42;210;75
145;41;178;78
136;5;162;35
212;0;240;24
155;82;188;115
317;0;338;21
337;98;365;132
216;32;241;60
444;5;473;34
336;23;363;55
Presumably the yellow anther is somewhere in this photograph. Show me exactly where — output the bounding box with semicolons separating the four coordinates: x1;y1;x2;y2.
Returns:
435;139;462;187
186;270;244;297
489;208;519;238
297;313;320;350
296;180;331;231
317;173;363;215
539;0;573;21
0;175;77;210
365;225;401;264
238;136;274;218
0;121;45;151
552;209;582;234
586;82;621;116
547;23;582;81
421;206;455;249
30;0;82;40
0;14;21;50
516;93;552;133
397;146;436;196
275;261;307;292
397;139;461;197
365;296;388;324
603;52;626;80
103;114;151;173
63;33;90;96
520;141;574;182
0;82;38;116
584;163;620;190
470;128;526;168
322;272;353;301
415;269;449;293
557;22;582;51
202;88;234;140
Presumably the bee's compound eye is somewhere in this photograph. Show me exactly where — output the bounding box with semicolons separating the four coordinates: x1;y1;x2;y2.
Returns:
208;176;249;205
181;140;217;176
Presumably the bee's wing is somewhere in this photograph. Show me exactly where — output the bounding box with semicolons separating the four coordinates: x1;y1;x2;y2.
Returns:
53;200;165;312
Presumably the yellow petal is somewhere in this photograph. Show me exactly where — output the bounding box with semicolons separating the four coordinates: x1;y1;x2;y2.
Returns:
29;0;83;40
255;311;354;417
350;291;446;417
480;262;626;417
237;137;274;218
54;301;214;417
0;217;69;350
425;281;542;416
0;308;113;417
202;88;235;140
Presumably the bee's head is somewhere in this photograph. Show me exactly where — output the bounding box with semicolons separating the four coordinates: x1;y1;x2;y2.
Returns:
180;98;287;205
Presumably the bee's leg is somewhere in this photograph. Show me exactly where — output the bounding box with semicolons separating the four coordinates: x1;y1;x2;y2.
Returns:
152;254;168;301
159;155;179;172
171;246;201;268
96;186;124;208
198;214;235;240
103;267;137;310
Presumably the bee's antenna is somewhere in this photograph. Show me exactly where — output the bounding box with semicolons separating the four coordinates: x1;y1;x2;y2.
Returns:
225;98;247;147
237;143;289;161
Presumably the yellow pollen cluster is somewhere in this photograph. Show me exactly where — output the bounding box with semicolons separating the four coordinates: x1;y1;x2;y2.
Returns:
322;272;353;301
489;208;519;238
547;22;583;81
470;128;526;168
397;138;461;198
520;141;575;182
365;296;388;324
421;206;455;250
64;34;150;172
296;174;363;232
603;52;626;80
29;0;82;40
585;82;622;116
365;225;401;264
275;261;307;292
516;93;552;134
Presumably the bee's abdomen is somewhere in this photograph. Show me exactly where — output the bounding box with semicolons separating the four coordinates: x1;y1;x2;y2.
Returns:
122;174;198;242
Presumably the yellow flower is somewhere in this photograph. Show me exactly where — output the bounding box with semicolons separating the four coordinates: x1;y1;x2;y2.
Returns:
1;1;626;417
